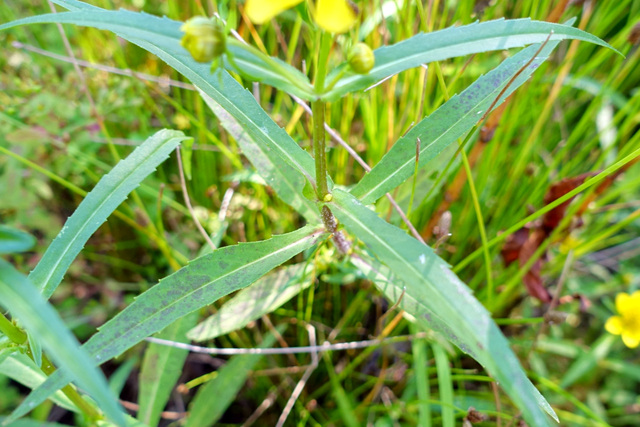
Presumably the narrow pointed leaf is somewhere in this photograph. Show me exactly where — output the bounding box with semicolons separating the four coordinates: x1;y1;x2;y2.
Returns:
0;225;35;254
8;225;326;421
0;260;125;427
432;343;455;427
330;189;557;427
351;40;559;204
28;129;186;300
323;18;617;101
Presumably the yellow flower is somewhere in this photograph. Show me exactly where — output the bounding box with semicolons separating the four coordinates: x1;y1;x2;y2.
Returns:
605;291;640;348
245;0;357;34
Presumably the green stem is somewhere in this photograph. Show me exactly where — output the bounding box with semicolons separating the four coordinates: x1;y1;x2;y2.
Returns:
312;99;329;200
312;32;333;201
38;353;103;421
459;146;493;304
0;312;101;421
0;312;27;343
314;32;332;92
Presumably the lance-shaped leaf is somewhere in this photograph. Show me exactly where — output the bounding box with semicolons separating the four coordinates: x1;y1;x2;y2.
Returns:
0;260;126;427
28;129;186;300
198;88;319;222
6;225;326;423
351;40;559;204
0;225;35;254
323;18;616;101
0;5;320;221
329;189;557;427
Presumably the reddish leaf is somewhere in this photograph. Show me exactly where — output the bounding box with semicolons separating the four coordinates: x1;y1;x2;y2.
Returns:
501;227;530;266
542;172;593;232
518;229;551;302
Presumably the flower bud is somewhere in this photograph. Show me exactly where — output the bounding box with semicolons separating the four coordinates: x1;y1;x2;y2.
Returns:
348;43;375;74
180;17;226;63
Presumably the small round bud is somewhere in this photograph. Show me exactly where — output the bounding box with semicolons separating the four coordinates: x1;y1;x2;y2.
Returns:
323;193;333;202
348;43;375;74
180;17;226;63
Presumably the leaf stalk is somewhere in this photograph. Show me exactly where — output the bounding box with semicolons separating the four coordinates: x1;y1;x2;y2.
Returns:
0;312;27;344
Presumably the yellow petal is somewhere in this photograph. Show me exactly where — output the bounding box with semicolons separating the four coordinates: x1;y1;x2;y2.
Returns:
621;334;640;348
615;292;639;317
245;0;304;24
605;316;623;335
315;0;357;33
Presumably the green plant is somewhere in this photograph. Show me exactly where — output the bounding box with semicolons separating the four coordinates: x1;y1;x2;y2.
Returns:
0;0;622;426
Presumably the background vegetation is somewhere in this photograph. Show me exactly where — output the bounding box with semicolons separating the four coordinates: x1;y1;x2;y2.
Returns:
1;0;639;425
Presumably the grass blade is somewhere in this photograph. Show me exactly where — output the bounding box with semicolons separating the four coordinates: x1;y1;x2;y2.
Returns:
330;189;556;427
324;353;360;427
432;343;455;427
137;312;198;427
560;334;616;389
410;327;431;427
0;418;69;427
0;260;125;426
7;225;326;422
28;129;186;300
185;325;284;427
